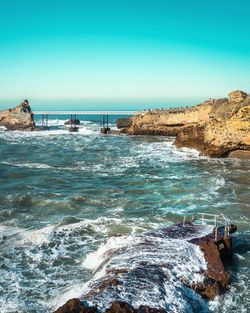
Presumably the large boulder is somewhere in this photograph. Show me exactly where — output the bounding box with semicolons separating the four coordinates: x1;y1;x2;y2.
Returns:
0;99;35;131
228;90;248;103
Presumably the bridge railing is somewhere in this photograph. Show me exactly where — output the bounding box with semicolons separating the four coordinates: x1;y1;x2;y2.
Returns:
32;111;138;115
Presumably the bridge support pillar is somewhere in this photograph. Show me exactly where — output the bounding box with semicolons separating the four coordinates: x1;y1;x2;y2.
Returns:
41;114;49;129
69;114;79;132
101;114;110;134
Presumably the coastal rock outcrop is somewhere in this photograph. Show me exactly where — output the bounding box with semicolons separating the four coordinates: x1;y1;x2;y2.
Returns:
54;298;97;313
54;222;237;313
54;300;166;313
0;99;35;131
118;90;250;158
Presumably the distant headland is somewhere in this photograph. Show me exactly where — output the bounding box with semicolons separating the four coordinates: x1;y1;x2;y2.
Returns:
118;90;250;159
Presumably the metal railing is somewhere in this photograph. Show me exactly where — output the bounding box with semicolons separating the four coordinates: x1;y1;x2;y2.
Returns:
33;111;138;115
182;213;232;242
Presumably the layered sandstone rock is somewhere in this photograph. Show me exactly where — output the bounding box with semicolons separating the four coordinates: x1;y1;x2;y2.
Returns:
118;91;250;158
0;99;35;131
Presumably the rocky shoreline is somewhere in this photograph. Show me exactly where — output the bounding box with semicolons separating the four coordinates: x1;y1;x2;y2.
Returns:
54;221;237;313
118;90;250;158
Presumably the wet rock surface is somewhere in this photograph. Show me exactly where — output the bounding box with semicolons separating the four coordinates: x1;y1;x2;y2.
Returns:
54;300;166;313
0;99;35;131
64;119;81;125
116;117;133;129
54;298;97;313
54;222;237;312
119;90;250;158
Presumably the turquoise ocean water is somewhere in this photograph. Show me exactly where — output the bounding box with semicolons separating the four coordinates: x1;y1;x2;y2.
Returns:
0;115;249;312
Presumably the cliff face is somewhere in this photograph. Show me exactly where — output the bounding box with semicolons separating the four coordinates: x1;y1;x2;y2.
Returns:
120;90;250;158
0;100;35;131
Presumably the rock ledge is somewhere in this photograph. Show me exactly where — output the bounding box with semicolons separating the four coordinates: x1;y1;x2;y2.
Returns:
117;90;250;158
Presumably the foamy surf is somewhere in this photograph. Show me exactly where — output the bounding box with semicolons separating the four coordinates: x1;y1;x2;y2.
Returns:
80;227;209;312
0;116;249;313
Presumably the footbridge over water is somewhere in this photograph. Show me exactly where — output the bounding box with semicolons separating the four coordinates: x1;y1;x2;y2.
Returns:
32;111;138;133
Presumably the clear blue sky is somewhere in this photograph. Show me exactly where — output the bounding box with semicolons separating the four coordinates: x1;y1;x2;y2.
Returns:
0;0;249;110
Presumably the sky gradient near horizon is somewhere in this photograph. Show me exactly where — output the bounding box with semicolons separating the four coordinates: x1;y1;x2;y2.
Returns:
0;0;249;110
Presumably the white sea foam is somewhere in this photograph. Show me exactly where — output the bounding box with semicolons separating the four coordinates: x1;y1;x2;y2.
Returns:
81;229;208;311
1;161;52;169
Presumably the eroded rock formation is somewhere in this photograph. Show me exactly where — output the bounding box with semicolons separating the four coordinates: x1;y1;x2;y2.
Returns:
54;222;237;313
0;99;35;131
118;90;250;158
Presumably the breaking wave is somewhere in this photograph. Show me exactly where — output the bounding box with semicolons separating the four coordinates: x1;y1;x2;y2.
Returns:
80;224;213;312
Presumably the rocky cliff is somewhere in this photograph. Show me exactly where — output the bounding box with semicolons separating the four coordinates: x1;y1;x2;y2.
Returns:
0;99;35;131
119;90;250;158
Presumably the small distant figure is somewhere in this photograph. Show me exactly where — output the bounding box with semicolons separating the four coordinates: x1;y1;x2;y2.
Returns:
20;99;31;113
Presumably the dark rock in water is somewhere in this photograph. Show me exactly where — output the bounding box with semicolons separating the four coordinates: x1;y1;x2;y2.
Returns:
0;99;35;131
64;119;81;125
54;300;166;313
85;278;122;299
69;126;79;132
105;301;166;313
54;298;97;313
101;127;111;134
54;221;237;312
105;301;135;313
136;305;166;313
189;223;237;299
116;118;132;129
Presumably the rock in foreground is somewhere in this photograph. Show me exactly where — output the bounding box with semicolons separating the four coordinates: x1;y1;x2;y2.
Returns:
54;220;237;313
118;90;250;158
55;300;166;313
0;99;35;131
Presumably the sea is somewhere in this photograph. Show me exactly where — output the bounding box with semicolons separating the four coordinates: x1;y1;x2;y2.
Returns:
0;115;249;313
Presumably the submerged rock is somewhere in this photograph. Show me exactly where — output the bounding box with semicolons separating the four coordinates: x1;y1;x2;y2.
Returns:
0;99;35;131
119;90;250;158
64;119;81;125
